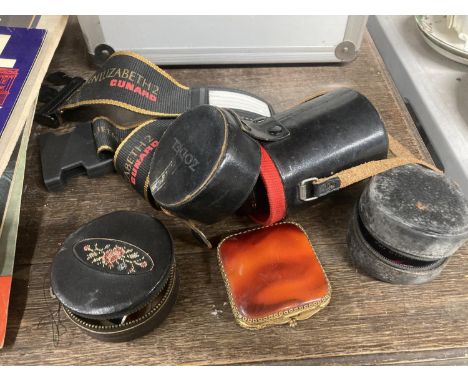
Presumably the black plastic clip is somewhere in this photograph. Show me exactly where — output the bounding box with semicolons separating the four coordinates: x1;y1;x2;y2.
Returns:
39;122;114;191
35;71;85;128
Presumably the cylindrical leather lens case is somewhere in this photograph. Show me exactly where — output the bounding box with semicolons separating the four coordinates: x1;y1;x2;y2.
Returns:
149;88;388;225
245;87;388;224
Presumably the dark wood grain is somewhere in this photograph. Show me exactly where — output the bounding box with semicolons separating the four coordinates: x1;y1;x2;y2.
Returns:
1;18;467;365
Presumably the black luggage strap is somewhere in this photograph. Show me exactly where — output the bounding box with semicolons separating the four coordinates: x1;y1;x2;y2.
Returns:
112;119;172;202
54;51;274;201
60;51;191;125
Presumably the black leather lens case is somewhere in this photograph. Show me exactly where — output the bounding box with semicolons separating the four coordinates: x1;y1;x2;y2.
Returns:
149;88;388;226
50;211;178;342
347;164;468;284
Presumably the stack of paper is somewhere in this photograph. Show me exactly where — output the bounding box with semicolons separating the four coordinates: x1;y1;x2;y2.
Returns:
0;15;67;348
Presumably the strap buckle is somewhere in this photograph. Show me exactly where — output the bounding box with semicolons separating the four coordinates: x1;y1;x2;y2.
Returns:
299;176;341;201
299;177;319;202
39;122;114;191
35;72;85;128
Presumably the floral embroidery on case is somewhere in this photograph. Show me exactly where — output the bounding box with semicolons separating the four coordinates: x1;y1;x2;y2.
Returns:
74;238;154;275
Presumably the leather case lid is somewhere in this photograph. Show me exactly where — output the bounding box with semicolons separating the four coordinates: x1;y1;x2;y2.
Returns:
149;105;261;224
51;211;173;319
151;105;228;207
359;164;468;260
218;222;330;329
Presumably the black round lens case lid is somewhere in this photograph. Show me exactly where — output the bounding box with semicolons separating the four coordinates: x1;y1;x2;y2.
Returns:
51;211;173;320
149;105;261;224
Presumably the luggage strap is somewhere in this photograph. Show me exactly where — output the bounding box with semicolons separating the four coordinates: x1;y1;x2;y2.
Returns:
58;51;274;201
60;51;273;126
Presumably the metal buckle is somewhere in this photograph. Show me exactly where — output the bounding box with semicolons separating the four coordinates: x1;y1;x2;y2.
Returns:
299;177;319;202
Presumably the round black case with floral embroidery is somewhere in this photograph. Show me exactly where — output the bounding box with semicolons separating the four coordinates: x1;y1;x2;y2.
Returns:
50;211;178;342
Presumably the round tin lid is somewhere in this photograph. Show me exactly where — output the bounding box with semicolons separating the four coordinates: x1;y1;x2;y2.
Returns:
149;105;261;224
359;164;468;260
51;211;173;319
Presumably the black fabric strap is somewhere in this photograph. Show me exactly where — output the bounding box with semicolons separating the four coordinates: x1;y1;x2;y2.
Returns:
113;119;172;201
92;117;135;156
58;51;274;204
60;51;191;126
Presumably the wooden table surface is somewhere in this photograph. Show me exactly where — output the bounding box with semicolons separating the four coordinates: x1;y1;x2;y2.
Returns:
1;19;467;365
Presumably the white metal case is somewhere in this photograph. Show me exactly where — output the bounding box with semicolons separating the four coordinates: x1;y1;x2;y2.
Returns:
77;16;367;65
